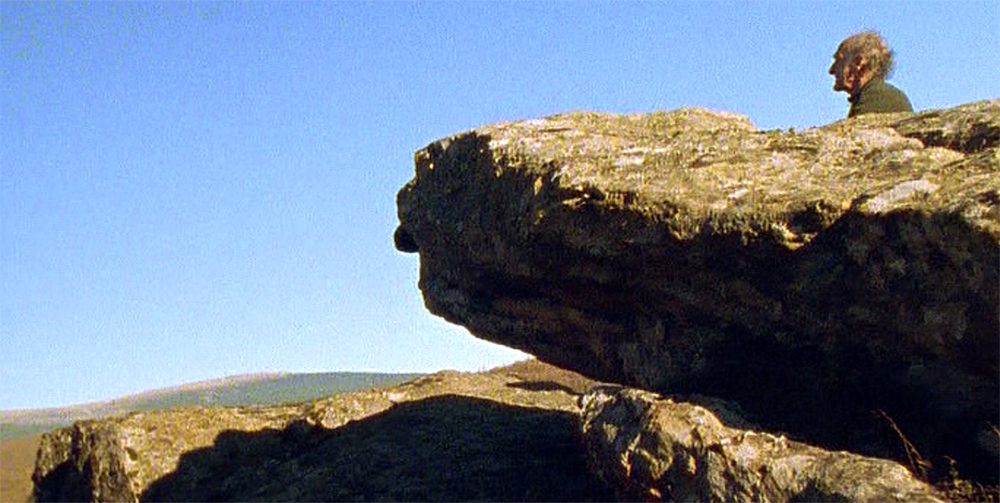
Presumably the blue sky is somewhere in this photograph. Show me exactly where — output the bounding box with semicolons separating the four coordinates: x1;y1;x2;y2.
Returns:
2;1;997;410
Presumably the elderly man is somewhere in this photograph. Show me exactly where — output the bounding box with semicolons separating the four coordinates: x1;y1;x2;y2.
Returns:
829;31;913;117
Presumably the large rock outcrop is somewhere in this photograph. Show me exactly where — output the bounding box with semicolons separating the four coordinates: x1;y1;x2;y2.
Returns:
394;100;1000;483
32;361;613;502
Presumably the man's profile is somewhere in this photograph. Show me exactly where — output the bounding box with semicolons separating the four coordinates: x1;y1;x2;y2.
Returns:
829;30;913;117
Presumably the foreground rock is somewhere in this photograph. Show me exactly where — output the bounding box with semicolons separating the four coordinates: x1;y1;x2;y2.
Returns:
580;386;944;502
32;361;612;502
394;100;1000;482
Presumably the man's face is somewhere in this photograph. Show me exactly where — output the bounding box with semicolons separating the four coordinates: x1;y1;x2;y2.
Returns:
828;51;854;93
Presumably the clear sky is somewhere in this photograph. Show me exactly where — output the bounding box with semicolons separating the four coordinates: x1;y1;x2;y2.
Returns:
1;1;997;410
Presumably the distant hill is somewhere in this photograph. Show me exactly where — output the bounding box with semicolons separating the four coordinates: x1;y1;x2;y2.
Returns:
0;372;425;441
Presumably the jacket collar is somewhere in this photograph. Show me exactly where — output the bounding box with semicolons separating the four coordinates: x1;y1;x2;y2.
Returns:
848;78;884;103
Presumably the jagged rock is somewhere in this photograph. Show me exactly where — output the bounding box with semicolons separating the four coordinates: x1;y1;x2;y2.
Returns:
32;361;613;502
394;100;1000;483
579;385;945;502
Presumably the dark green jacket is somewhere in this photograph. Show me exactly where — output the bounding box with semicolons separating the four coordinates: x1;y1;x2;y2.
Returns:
848;78;914;117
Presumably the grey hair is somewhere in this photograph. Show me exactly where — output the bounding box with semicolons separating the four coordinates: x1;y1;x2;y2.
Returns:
836;30;897;80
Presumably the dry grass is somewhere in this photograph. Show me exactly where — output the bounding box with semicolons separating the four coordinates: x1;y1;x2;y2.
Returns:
0;434;40;503
939;455;1000;503
877;410;1000;503
876;409;933;481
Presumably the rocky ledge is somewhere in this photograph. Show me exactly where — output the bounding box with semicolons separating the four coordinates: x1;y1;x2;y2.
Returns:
395;100;999;484
32;361;611;502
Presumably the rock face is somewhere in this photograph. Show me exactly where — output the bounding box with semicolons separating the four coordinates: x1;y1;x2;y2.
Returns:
579;385;944;502
32;361;613;502
394;100;1000;483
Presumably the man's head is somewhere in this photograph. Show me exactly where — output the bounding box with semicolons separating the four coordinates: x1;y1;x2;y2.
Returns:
828;30;896;96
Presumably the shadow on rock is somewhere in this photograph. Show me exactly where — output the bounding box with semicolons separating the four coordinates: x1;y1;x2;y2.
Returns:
32;460;99;503
139;395;612;502
680;330;999;485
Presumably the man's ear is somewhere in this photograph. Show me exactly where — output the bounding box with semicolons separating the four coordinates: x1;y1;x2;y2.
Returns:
847;53;872;93
852;54;869;74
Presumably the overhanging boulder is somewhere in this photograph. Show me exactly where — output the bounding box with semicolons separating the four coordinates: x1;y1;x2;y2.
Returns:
395;100;1000;483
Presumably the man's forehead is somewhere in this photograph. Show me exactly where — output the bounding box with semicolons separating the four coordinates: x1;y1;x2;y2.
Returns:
833;43;855;60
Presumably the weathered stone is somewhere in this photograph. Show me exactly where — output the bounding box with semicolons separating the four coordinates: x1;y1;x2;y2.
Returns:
32;361;613;502
394;100;1000;483
579;385;945;502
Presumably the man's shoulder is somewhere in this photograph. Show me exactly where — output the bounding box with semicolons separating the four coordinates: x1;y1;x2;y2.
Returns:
849;79;914;117
877;80;909;98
